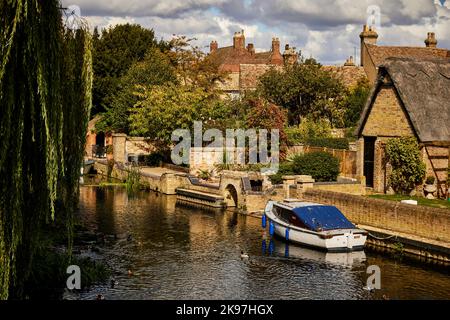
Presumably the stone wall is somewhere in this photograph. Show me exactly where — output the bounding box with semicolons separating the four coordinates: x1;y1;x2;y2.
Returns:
112;134;127;163
313;182;366;195
189;147;246;175
362;86;414;138
112;134;156;164
93;160;189;195
239;64;275;90
302;189;450;243
126;137;156;156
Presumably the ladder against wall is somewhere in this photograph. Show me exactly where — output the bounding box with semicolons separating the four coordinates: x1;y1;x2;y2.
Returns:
424;145;449;198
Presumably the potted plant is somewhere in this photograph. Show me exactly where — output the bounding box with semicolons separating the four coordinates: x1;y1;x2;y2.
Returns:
424;176;437;195
198;169;212;182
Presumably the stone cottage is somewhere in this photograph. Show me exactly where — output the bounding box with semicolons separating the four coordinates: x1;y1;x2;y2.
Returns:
355;57;450;197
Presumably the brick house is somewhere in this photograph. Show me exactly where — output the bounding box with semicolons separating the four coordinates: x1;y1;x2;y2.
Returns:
208;30;298;96
355;57;450;197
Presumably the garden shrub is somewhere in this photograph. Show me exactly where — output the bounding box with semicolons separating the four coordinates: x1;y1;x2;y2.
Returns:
269;162;295;185
292;152;340;182
385;137;425;194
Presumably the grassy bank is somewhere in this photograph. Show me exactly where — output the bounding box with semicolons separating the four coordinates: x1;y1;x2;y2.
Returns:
368;194;450;210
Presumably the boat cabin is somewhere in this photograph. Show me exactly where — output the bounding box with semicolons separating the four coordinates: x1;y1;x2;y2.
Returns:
273;202;356;232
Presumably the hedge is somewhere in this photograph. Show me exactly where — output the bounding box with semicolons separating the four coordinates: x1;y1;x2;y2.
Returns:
269;152;340;184
305;137;349;150
292;152;340;182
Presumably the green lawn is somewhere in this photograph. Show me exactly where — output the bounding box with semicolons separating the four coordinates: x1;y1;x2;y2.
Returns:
368;194;450;210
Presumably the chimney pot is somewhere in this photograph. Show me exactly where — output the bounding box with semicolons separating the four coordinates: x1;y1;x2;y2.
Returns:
210;40;218;53
247;43;255;54
425;32;437;48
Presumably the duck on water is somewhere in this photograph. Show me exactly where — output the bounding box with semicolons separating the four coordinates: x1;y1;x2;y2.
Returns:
264;200;368;252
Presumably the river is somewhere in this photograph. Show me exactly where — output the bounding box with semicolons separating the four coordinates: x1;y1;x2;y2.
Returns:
64;186;450;300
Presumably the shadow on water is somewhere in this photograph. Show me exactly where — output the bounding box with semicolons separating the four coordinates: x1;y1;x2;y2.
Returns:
66;186;450;300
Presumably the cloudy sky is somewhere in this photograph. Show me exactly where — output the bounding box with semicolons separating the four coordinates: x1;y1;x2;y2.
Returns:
61;0;450;65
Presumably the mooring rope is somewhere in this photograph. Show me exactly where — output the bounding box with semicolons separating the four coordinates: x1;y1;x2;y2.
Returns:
368;232;397;240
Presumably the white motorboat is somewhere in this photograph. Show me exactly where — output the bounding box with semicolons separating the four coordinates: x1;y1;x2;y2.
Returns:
264;200;367;252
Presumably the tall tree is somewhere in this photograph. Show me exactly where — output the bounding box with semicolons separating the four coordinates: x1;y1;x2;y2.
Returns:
128;84;217;149
258;60;345;126
96;47;178;134
0;0;92;299
92;24;168;114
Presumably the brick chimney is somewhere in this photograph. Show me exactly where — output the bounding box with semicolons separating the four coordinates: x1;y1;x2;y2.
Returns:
233;30;245;50
210;40;218;53
359;25;378;66
271;37;283;64
247;43;255;55
425;32;437;48
283;44;298;65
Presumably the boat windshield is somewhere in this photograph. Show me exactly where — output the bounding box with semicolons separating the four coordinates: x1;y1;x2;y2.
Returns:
291;205;355;231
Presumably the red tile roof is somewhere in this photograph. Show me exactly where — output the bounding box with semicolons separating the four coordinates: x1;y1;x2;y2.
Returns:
209;46;282;73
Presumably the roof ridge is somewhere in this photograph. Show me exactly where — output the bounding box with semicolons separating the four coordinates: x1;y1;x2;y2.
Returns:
367;43;449;51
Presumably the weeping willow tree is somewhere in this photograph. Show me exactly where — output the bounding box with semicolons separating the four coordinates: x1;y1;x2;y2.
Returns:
0;0;92;299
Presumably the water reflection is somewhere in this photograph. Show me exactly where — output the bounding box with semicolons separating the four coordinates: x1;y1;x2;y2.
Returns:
266;240;367;268
66;186;450;300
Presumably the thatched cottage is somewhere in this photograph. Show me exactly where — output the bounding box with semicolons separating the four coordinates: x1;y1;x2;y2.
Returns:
359;25;450;84
355;57;450;197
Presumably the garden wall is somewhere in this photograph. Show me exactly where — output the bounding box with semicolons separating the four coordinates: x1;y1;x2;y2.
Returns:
302;189;450;243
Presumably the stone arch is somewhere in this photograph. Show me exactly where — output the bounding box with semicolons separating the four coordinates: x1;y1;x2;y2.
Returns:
224;184;239;207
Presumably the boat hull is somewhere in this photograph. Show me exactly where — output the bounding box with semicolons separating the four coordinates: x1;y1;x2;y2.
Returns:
271;221;366;252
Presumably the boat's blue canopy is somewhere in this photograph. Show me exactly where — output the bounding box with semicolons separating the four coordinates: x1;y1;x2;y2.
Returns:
292;205;355;231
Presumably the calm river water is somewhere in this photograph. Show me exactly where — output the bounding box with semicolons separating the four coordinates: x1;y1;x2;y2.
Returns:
64;186;450;300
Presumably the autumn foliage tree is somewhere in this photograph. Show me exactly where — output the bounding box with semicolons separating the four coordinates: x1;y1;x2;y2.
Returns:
245;99;288;159
167;35;228;91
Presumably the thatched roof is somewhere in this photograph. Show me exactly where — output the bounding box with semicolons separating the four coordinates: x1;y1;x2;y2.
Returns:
356;57;450;143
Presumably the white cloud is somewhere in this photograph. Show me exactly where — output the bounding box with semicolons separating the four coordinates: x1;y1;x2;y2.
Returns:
63;0;450;65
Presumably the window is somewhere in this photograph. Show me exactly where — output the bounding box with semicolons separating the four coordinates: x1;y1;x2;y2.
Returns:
274;206;308;229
